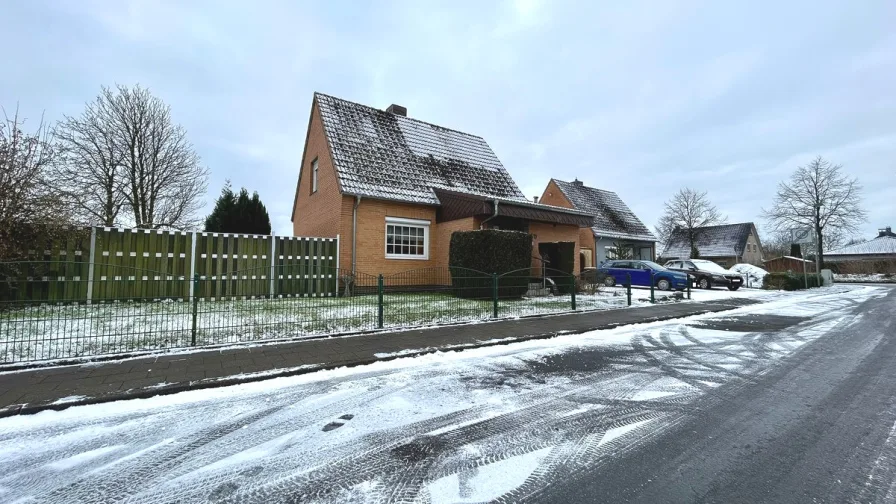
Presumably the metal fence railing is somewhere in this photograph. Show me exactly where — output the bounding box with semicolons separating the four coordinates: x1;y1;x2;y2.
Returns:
1;261;634;364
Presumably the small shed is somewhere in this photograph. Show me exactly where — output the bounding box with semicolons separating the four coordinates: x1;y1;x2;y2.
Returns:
763;256;816;273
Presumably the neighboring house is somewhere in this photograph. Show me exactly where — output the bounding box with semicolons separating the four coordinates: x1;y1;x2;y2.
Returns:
660;223;763;267
539;179;657;269
825;227;896;271
763;256;817;273
291;93;593;279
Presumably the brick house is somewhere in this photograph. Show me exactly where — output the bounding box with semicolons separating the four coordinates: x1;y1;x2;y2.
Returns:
539;179;657;269
291;93;593;281
660;223;763;267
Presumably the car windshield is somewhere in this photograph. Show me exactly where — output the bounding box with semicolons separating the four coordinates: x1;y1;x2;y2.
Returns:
692;260;729;273
641;261;667;271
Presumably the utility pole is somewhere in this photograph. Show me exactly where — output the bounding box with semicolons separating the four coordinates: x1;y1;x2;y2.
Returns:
814;203;822;275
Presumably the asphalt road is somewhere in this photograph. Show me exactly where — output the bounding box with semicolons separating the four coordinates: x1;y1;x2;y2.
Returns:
1;285;893;503
540;284;896;504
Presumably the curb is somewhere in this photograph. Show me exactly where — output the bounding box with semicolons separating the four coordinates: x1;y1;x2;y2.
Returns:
0;303;750;419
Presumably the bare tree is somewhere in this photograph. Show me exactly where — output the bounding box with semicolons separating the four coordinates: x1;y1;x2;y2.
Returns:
656;188;727;258
54;85;208;229
54;88;126;226
0;108;74;260
763;156;866;271
760;230;791;259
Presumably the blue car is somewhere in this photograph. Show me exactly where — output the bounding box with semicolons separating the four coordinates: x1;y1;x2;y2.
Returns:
598;260;689;291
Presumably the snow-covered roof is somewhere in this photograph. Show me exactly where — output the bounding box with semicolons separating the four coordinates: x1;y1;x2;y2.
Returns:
826;236;896;257
661;223;756;259
551;179;656;242
778;256;813;263
315;93;528;205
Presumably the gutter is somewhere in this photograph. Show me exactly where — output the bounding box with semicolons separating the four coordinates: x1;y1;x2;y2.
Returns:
480;199;499;229
351;195;361;273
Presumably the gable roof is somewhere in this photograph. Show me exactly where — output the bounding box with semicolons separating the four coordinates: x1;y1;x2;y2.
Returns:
826;236;896;256
551;179;656;242
314;92;527;205
661;223;757;259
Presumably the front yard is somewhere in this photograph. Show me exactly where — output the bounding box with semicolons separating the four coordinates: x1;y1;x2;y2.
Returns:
1;290;640;364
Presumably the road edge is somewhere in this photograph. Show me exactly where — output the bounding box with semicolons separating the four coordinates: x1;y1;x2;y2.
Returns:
0;302;762;419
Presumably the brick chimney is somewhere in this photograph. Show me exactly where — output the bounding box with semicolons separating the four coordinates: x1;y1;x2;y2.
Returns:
879;226;895;238
385;104;407;116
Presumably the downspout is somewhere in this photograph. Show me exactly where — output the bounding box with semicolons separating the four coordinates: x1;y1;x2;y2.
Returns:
480;199;500;229
351;195;361;273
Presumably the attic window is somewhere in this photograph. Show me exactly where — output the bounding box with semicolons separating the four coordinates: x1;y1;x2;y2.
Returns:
311;158;319;194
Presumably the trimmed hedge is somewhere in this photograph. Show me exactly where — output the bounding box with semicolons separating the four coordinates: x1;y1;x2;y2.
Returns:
449;230;532;298
763;272;824;291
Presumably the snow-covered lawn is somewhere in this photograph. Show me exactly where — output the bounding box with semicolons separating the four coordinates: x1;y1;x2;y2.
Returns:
834;273;896;283
0;285;885;503
0;291;635;364
0;284;784;365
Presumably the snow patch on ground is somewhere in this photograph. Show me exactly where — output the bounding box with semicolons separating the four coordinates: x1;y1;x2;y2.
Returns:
45;445;123;471
632;390;678;401
731;263;768;288
50;395;88;405
426;447;551;503
835;273;896;283
599;418;655;446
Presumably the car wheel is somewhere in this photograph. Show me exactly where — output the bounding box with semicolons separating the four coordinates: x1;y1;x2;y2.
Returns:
698;277;711;289
727;285;740;291
604;276;616;287
657;279;671;291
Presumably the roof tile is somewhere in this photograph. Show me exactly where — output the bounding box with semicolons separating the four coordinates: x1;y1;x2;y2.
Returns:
316;93;527;205
661;223;754;258
552;179;656;242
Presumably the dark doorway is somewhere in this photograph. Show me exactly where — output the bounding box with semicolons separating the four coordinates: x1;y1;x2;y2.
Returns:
538;242;575;275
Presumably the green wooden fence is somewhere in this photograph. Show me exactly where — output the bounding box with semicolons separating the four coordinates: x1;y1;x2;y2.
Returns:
3;227;339;302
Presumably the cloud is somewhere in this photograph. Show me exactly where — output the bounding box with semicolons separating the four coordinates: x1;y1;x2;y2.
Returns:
2;0;894;239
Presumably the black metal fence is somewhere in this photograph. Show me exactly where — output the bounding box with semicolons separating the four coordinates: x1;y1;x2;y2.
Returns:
1;261;625;364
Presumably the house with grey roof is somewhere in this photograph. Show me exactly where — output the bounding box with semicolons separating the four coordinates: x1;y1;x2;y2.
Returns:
291;93;593;277
659;223;763;267
539;179;657;268
825;227;896;271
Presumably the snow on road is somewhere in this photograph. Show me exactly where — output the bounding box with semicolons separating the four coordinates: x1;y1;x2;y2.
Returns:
0;285;886;503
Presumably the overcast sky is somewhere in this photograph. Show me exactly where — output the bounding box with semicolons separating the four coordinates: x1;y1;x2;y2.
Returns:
5;0;895;241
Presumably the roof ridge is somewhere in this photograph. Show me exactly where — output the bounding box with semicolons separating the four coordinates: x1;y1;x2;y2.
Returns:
554;178;619;195
314;91;487;141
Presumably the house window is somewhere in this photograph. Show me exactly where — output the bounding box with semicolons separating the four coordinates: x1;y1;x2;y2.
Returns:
385;217;430;260
311;158;319;194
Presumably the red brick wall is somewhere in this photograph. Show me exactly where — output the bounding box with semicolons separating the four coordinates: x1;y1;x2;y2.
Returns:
529;221;581;275
538;180;574;208
292;100;342;238
342;198;438;276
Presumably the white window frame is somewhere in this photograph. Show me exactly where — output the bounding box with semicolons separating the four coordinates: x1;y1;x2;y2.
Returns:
311;158;319;193
385;217;430;260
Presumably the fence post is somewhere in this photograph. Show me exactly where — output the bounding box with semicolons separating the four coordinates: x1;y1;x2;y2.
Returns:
377;274;384;329
269;236;276;297
626;273;632;306
191;274;199;346
650;271;655;303
687;278;691;299
570;274;577;311
492;273;499;318
86;226;97;303
188;232;198;299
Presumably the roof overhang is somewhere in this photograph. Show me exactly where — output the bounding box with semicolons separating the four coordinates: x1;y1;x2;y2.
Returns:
433;189;593;227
